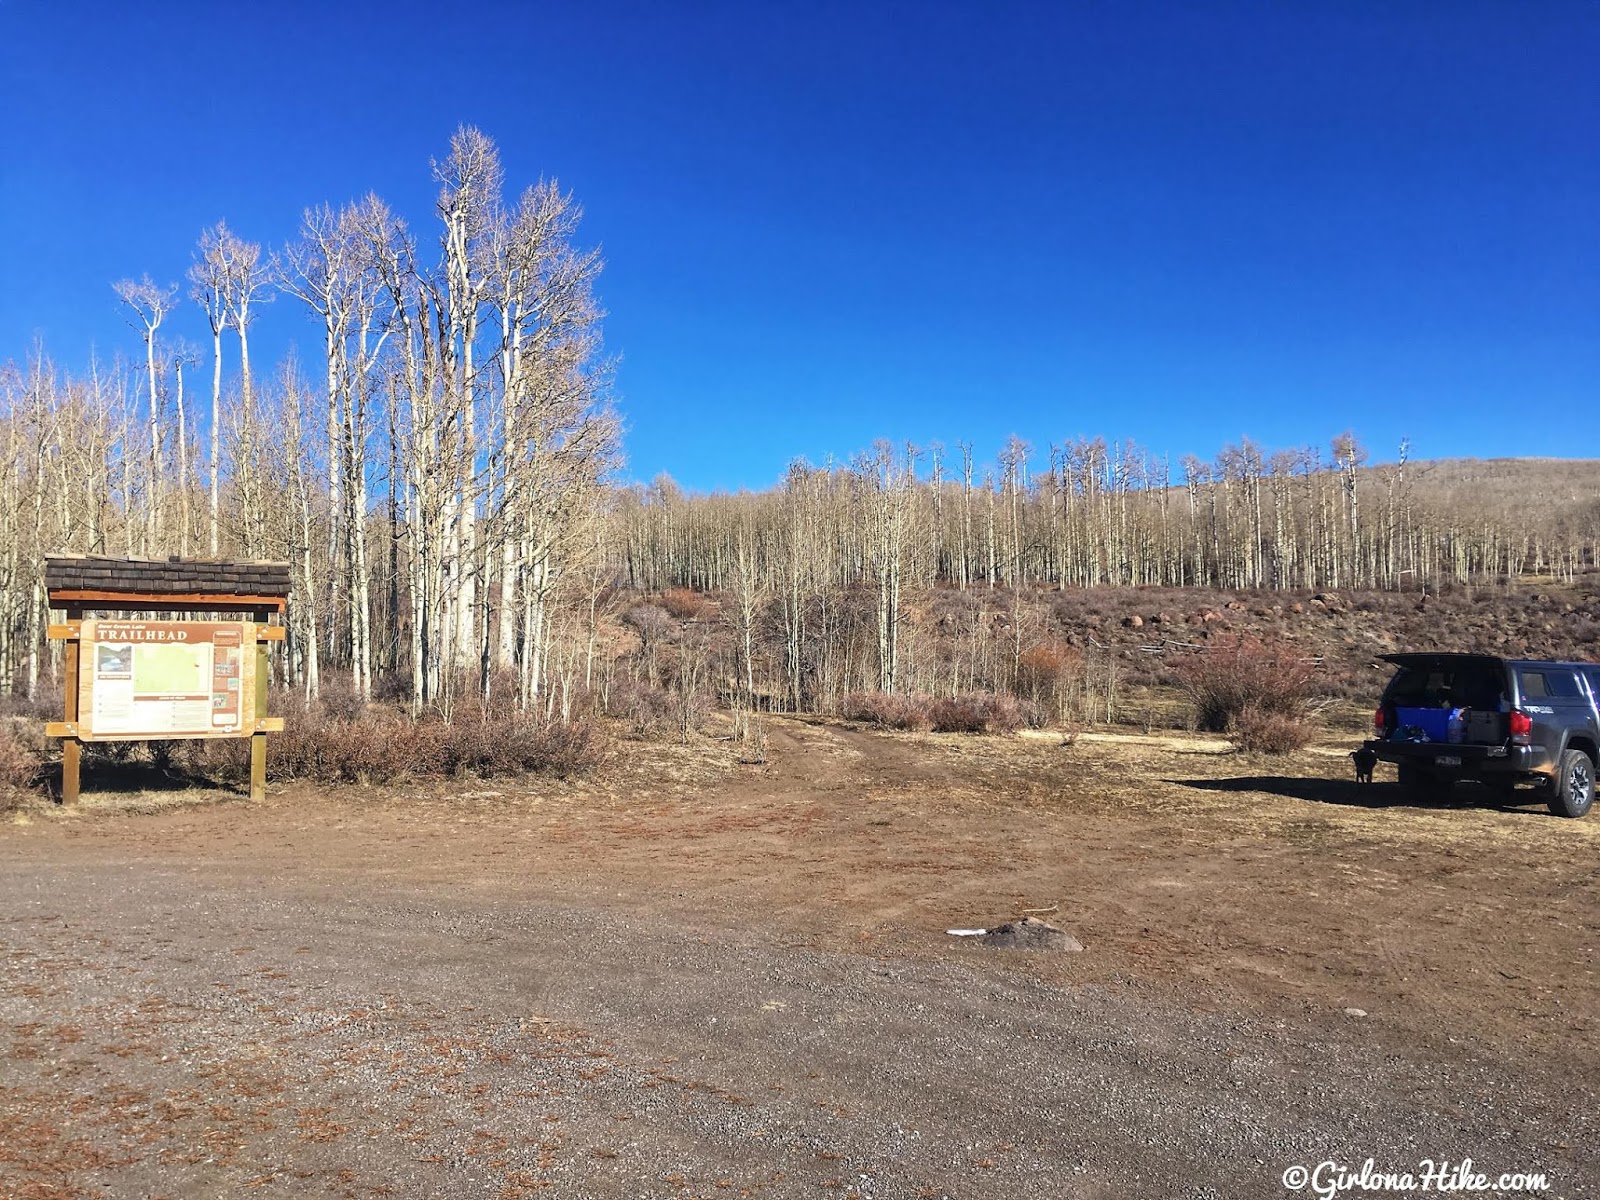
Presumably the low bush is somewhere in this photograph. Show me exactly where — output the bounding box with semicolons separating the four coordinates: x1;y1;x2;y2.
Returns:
314;675;371;721
842;691;934;732
0;724;44;808
927;695;988;733
845;690;1041;735
1230;705;1314;754
1172;635;1318;733
0;686;62;722
660;588;717;621
606;675;677;737
929;692;1035;735
178;735;250;781
321;712;409;783
512;717;608;776
183;700;609;787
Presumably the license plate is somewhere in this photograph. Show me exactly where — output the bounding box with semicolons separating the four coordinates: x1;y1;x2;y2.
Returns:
1437;755;1461;767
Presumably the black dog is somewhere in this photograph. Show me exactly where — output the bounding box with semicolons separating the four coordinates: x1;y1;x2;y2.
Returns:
1351;746;1378;784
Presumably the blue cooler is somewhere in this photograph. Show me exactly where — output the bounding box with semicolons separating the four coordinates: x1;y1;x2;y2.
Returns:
1394;707;1459;742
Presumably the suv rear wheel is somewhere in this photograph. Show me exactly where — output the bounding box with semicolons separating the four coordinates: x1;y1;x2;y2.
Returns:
1547;749;1595;819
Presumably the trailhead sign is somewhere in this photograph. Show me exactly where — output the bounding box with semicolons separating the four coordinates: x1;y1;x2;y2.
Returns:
77;620;256;740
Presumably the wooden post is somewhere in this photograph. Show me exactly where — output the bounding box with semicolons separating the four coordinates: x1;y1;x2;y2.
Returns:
251;609;271;801
61;606;82;805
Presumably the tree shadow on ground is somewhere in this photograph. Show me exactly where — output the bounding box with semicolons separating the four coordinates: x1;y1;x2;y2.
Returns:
1169;775;1548;816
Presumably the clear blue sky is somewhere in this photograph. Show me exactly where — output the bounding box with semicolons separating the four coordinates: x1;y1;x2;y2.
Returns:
1;1;1595;490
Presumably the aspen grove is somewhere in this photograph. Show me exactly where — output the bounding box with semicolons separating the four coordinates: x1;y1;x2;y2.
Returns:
0;128;1596;721
1;128;618;714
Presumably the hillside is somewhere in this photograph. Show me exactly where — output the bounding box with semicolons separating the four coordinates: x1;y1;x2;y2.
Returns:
1372;455;1600;512
601;573;1600;734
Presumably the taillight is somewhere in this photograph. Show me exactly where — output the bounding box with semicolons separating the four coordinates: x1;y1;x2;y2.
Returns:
1373;707;1386;733
1509;710;1532;743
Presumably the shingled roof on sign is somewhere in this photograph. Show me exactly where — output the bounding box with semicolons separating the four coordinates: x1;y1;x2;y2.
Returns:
44;554;292;598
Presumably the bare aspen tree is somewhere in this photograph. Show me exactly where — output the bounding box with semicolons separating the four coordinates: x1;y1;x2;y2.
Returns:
168;339;199;554
493;182;612;705
0;364;26;693
1332;432;1366;588
731;521;761;701
369;209;439;710
362;128;616;714
75;357;118;554
486;180;603;677
340;199;393;701
18;355;58;695
213;231;270;415
113;275;176;552
778;460;813;710
227;370;268;557
280;197;392;699
279;204;351;686
189;226;232;555
928;443;947;579
958;441;974;590
434;128;501;684
999;436;1029;587
268;358;322;698
860;441;912;693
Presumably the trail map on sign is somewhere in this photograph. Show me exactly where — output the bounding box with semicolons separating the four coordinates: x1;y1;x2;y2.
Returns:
79;620;254;740
131;643;209;694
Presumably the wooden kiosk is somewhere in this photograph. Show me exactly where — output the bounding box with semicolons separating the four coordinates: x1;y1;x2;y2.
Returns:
44;555;289;804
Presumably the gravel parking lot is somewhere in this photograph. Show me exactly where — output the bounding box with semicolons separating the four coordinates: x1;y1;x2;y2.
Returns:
3;720;1596;1198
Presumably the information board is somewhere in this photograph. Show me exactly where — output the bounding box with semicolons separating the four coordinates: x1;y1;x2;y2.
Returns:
75;620;257;740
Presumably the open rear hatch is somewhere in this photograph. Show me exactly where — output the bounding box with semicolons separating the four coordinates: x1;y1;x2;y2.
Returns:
1377;653;1508;745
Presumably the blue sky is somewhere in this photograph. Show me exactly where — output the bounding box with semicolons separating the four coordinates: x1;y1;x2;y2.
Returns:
1;1;1595;490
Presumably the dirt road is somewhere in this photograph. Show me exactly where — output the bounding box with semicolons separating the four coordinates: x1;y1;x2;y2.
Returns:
3;719;1596;1198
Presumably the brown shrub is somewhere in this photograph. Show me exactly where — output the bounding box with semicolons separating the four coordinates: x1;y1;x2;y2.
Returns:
0;725;43;807
325;713;410;783
929;693;1033;735
419;714;607;778
660;588;715;621
1016;696;1049;730
1017;640;1077;691
0;686;62;722
1172;635;1318;733
843;692;934;732
845;691;1040;735
509;718;609;776
1017;639;1080;707
1230;705;1314;754
178;736;250;781
607;675;676;737
314;675;370;721
621;604;674;649
928;696;989;733
266;702;331;781
236;698;607;786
